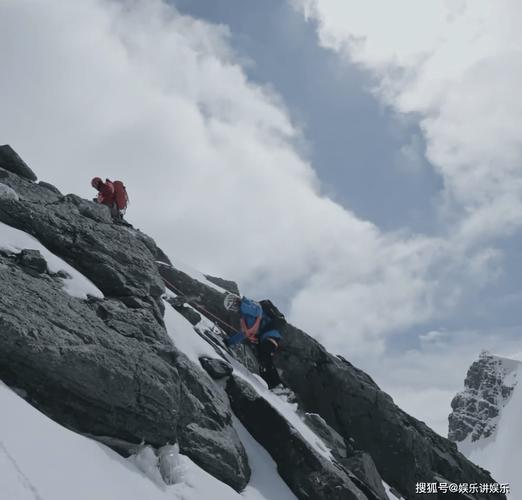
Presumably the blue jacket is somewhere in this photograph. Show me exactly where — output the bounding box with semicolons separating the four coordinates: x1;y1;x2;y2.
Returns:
226;297;281;346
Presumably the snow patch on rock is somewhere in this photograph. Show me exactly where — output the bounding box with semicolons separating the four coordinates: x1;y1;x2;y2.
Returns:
0;222;103;299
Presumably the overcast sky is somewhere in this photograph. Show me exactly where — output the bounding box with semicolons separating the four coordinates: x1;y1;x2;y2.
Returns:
1;0;522;436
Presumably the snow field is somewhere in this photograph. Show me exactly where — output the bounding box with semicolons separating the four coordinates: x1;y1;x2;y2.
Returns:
0;382;244;500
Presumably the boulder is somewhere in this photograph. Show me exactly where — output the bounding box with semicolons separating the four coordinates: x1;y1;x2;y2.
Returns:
16;249;48;274
166;296;202;325
199;357;233;379
0;145;37;181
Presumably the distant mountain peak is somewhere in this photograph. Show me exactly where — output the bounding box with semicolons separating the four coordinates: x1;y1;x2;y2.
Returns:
449;352;521;444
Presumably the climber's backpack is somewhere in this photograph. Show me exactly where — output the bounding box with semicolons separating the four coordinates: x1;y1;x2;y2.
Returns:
259;299;287;331
113;180;129;212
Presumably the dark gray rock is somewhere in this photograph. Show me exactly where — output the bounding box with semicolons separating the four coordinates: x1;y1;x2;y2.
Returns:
204;274;240;295
304;412;350;459
0;254;180;444
0;145;37;181
303;413;388;500
16;249;48;273
175;353;250;490
199;357;233;379
166;296;202;325
81;433;140;456
38;181;62;195
157;258;237;335
0;154;251;491
344;452;389;500
276;325;503;500
0;176;165;311
227;375;369;500
0;251;250;491
0;168;59;203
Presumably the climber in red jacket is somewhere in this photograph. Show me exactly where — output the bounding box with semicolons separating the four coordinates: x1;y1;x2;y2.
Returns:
91;177;118;218
91;177;130;221
91;177;114;205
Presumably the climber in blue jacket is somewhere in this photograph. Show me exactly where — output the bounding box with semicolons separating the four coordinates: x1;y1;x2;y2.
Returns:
224;294;282;389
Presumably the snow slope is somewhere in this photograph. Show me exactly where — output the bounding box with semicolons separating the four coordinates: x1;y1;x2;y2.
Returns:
0;221;103;299
0;382;244;500
163;297;217;367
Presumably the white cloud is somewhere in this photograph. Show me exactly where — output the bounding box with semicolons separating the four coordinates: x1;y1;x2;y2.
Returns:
0;0;507;359
368;327;522;435
293;0;522;246
419;329;447;344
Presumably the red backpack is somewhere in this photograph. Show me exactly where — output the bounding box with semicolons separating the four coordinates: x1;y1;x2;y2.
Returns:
113;180;129;212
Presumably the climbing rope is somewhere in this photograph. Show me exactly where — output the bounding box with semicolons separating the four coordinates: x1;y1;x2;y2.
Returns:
160;274;237;332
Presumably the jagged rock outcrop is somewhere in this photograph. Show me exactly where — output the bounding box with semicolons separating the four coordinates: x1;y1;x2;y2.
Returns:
449;351;520;443
205;274;240;294
0;186;164;314
277;327;503;500
0;144;37;181
0;156;250;491
199;356;233;379
227;375;372;500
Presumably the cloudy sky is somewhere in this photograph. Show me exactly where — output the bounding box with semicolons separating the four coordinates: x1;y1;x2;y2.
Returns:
1;0;522;435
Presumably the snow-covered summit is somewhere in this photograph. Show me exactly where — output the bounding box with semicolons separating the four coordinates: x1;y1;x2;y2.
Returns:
448;350;520;445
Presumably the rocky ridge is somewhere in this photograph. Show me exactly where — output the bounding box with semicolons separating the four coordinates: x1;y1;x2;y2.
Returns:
0;146;506;500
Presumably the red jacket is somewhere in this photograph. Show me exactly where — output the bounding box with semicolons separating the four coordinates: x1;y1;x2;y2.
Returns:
97;180;115;206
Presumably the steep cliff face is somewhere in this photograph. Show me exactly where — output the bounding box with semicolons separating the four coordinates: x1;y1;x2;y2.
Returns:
449;352;520;444
0;146;506;500
448;352;522;498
